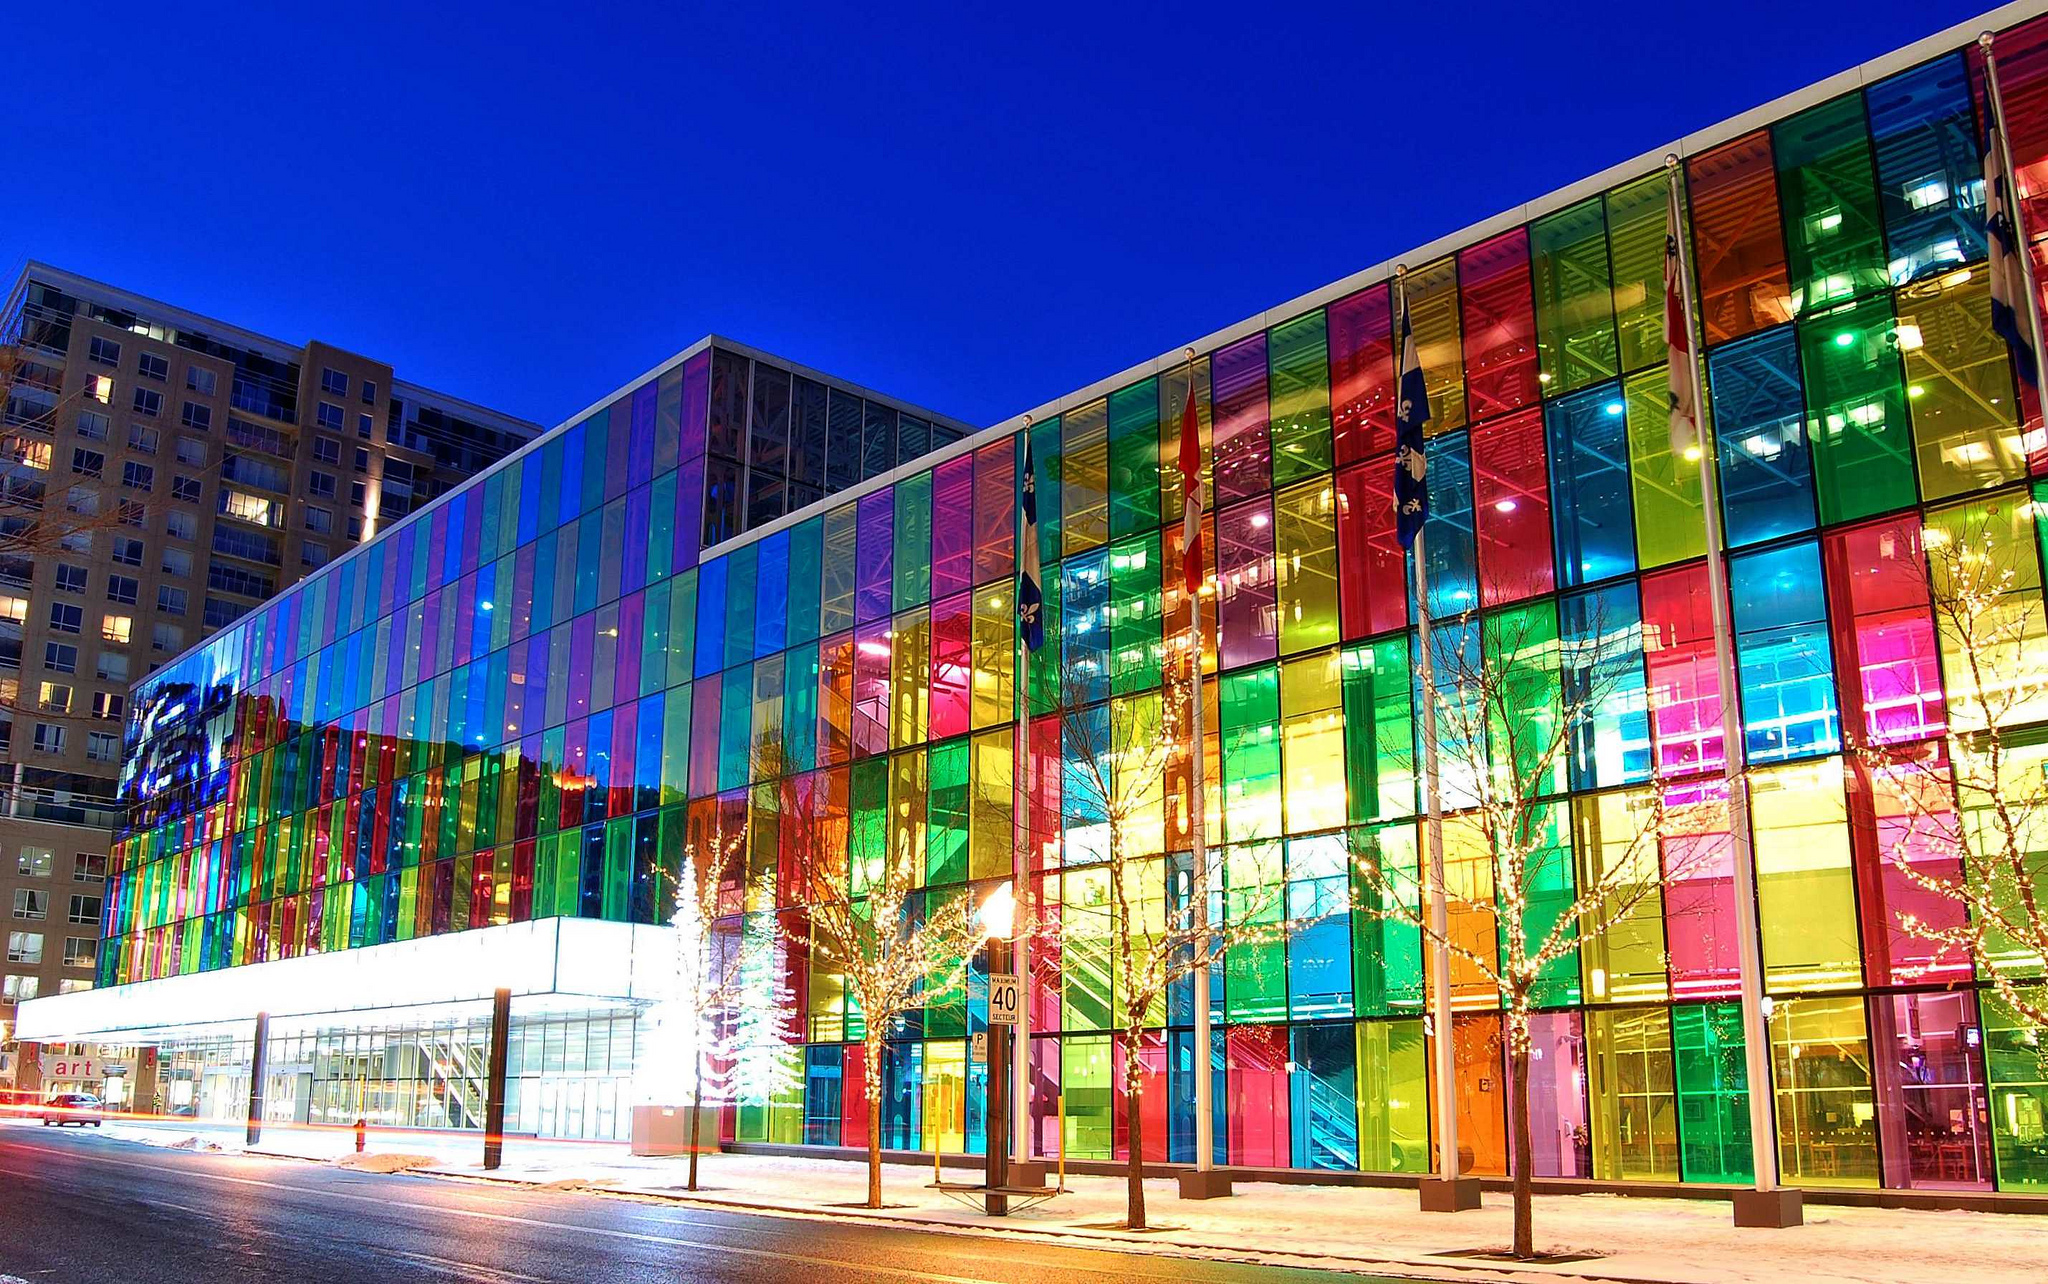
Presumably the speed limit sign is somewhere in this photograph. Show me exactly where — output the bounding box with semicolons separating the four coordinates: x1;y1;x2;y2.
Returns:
988;972;1021;1026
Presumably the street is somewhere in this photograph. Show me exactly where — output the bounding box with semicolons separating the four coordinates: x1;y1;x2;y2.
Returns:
0;1127;1398;1284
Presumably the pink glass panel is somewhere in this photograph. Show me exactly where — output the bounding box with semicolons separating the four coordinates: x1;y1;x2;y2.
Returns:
1641;564;1724;777
1822;518;1945;746
1216;497;1278;669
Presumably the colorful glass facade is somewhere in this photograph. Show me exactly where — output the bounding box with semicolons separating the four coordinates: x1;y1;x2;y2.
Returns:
96;12;2048;1192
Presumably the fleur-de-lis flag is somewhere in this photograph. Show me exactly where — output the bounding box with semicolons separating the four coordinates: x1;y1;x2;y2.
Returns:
1393;289;1432;550
1018;435;1044;652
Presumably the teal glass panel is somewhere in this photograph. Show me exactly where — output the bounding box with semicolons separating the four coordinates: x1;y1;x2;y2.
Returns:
1106;378;1160;539
1775;93;1889;314
894;471;932;611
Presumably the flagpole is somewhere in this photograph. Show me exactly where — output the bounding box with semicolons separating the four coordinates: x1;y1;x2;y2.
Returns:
1665;154;1798;1228
1398;268;1463;1211
1012;416;1035;1172
1983;32;2048;427
1177;348;1225;1198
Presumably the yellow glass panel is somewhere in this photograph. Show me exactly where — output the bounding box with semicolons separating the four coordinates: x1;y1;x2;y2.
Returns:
1625;363;1707;569
1769;995;1879;1187
1925;493;2048;729
968;728;1013;882
1751;757;1860;993
1574;787;1669;1004
1586;1006;1680;1181
970;586;1015;731
1275;477;1340;655
1407;256;1466;434
1279;650;1346;834
889;749;926;887
1900;271;2024;500
1110;691;1165;859
1062;398;1109;554
890;608;930;749
923;1040;968;1154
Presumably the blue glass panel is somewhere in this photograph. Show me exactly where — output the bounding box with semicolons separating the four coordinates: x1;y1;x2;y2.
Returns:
1708;328;1816;547
693;557;726;679
1560;583;1650;789
882;1039;923;1149
1729;540;1841;763
1286;834;1352;1020
1287;1022;1359;1171
1061;549;1111;707
719;666;753;791
1167;1028;1228;1166
1546;383;1637;587
1413;431;1477;617
723;543;756;671
1867;53;1986;286
557;422;585;527
803;1045;843;1146
754;529;790;658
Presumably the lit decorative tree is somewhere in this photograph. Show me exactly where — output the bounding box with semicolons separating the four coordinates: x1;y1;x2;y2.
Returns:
1862;504;2048;1045
1049;645;1306;1232
1347;603;1711;1260
791;822;996;1209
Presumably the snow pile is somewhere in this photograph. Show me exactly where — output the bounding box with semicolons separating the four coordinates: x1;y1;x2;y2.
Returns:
337;1152;437;1174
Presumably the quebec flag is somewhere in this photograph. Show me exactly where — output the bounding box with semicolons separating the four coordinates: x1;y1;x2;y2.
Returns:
1018;435;1044;652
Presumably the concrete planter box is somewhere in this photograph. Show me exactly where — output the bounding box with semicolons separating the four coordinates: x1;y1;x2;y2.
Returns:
630;1104;723;1156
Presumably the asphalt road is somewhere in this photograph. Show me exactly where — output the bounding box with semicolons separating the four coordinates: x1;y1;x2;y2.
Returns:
0;1127;1402;1284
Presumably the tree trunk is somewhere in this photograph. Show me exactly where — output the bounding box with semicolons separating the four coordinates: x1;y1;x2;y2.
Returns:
1509;1009;1535;1261
687;1045;704;1192
865;1030;884;1209
1126;1047;1147;1230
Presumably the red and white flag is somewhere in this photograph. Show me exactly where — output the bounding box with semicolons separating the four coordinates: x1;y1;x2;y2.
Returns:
1665;178;1699;460
1177;385;1203;601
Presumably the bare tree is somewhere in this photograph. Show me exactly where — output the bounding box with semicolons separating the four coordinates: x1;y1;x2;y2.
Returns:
1861;506;2048;1040
1348;603;1715;1260
789;794;995;1208
1048;643;1304;1231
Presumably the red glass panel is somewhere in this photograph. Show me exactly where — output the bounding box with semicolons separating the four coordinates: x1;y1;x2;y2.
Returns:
1330;282;1395;465
1822;518;1945;747
1458;230;1540;421
1470;408;1553;606
932;454;974;598
1336;460;1408;639
1687;131;1794;345
1640;563;1724;777
1225;1024;1290;1167
842;1042;870;1150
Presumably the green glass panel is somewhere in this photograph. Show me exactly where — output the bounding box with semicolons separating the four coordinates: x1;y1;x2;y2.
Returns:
1107;533;1161;695
1224;840;1286;1021
719;666;752;791
724;542;757;670
1531;198;1619;392
1774;92;1889;316
1269;311;1333;483
1107;378;1160;539
1062;867;1112;1032
1219;665;1282;846
1671;1002;1755;1184
926;737;969;886
1984;989;2048;1191
647;471;674;585
1605;171;1680;375
848;757;888;895
668;568;697;690
783;642;818;774
894;471;933;610
1062;1033;1115;1159
1799;295;1914;523
1349;820;1423;1016
1030;417;1063;565
661;682;691;806
1342;639;1415;824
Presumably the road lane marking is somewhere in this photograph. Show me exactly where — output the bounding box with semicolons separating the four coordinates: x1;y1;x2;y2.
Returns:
0;1155;1007;1284
391;1249;552;1283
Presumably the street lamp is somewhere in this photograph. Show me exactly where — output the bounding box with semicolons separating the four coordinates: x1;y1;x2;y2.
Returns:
978;882;1017;1216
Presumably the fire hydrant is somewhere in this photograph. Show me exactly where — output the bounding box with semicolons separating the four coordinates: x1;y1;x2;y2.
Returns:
354;1117;367;1154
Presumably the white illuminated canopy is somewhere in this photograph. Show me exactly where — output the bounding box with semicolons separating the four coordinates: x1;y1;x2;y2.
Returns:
14;918;674;1043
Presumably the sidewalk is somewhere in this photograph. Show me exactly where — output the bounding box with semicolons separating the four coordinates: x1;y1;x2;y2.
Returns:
30;1118;2043;1284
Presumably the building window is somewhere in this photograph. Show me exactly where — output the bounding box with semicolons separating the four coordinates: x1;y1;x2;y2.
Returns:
350;481;366;508
88;375;111;405
132;387;162;417
0;595;25;624
308;470;337;499
128;424;159;453
87;337;120;367
300;540;330;569
111;537;142;567
85;730;116;761
180;402;211;431
62;937;96;968
67;894;101;925
16;848;51;878
89;691;122;721
12;890;47;920
42;642;76;674
53;564;85;593
72;853;104;883
105;575;138;605
96;651;128;682
37;682;71;713
121;462;154;491
151;623;183;653
32;722;65;754
102;614;132;644
2;975;39;1003
70;448;103;477
76;410;109;441
360;379;377;406
47;603;80;633
175;436;205;466
156;586;187;616
137;353;168;382
6;930;41;962
353;447;370;473
347;516;363;540
313;437;341;464
186;367;217;396
317;401;345;431
304;506;333;534
321;368;349;397
160;548;191;577
171;475;202;503
357;413;374;439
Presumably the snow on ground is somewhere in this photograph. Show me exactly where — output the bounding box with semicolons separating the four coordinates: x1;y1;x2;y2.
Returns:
20;1118;2044;1284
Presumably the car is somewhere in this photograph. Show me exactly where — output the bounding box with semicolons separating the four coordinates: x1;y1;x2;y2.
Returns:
41;1093;103;1127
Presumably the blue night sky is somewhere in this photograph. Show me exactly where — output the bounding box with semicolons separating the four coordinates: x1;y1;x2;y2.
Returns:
7;0;1990;431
